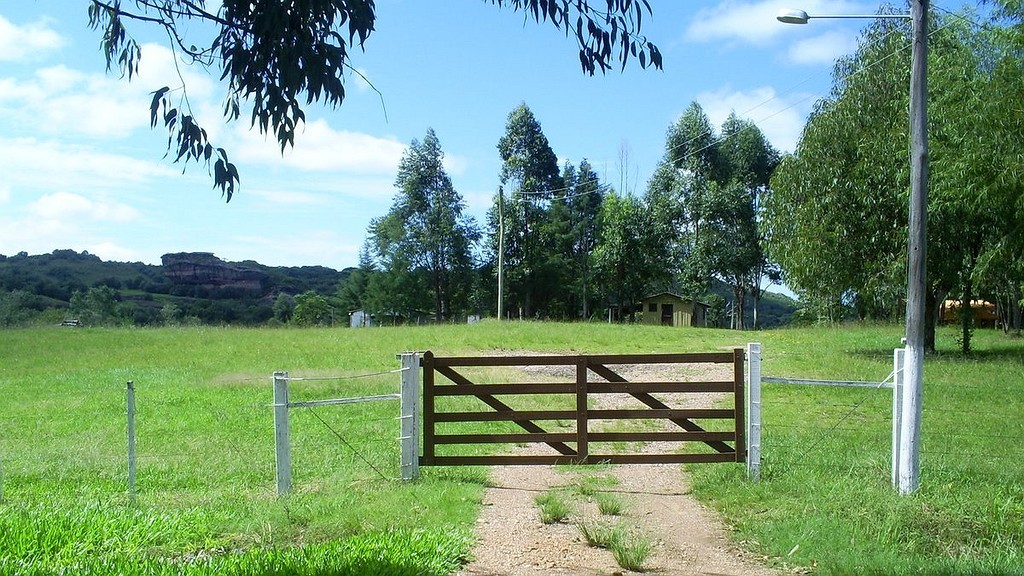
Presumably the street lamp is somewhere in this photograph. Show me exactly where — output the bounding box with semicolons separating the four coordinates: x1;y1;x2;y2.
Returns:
778;1;928;495
776;8;913;23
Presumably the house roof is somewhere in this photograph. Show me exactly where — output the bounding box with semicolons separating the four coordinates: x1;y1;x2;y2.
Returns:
642;292;711;307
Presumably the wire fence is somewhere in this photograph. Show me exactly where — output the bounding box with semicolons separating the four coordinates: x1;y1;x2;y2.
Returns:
0;365;410;507
755;348;1023;485
5;345;1020;505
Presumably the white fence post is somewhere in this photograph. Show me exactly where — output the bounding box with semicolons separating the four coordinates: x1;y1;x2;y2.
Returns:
899;342;923;494
399;353;420;481
746;343;762;481
892;348;905;490
126;380;137;499
273;371;291;497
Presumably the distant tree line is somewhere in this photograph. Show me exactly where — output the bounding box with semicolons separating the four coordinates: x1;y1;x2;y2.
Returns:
339;103;783;329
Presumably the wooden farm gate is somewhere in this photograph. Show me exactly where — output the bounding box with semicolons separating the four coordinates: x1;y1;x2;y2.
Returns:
419;350;746;466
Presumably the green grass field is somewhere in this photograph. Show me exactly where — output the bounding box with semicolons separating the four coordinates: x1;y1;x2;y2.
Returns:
1;322;1021;574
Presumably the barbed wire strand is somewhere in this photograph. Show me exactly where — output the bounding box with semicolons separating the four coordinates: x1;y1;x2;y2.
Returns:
301;406;431;502
283;367;407;382
776;370;895;470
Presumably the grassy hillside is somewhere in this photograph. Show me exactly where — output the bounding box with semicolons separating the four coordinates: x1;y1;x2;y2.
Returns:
1;322;1020;574
0;250;351;326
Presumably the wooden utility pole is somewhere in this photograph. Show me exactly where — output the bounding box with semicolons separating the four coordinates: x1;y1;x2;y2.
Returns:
899;0;929;495
497;187;505;321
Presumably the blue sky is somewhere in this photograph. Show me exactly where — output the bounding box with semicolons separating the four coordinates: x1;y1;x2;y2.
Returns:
0;1;973;270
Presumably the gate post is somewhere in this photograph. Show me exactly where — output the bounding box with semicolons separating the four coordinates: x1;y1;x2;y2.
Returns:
746;343;762;481
733;348;746;463
273;371;291;497
575;356;589;463
421;352;436;466
892;348;905;489
399;353;420;481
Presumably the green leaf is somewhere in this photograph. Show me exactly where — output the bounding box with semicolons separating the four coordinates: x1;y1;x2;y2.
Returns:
149;87;170;128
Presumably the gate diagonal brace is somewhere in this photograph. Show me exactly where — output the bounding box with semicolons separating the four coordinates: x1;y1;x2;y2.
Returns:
587;364;734;454
435;365;577;456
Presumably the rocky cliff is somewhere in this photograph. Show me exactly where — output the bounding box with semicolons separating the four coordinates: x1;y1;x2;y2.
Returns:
161;252;268;293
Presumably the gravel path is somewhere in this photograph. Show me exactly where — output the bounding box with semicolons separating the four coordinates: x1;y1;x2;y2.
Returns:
455;359;779;576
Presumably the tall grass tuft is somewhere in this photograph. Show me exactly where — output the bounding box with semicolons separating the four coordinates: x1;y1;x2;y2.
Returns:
577;519;653;571
611;532;653;572
595;492;624;516
535;491;572;524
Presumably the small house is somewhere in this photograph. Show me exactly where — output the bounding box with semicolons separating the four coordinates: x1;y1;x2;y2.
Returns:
640;292;709;327
349;309;374;328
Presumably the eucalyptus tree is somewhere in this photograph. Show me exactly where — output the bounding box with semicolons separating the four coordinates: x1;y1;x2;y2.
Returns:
768;18;912;325
927;15;1024;346
549;159;605;319
769;11;1024;350
594;192;656;322
336;244;375;316
658;103;720;298
652;104;779;329
85;0;661;199
641;159;691;296
982;0;1024;333
491;103;563;318
367;129;479;321
715;114;780;329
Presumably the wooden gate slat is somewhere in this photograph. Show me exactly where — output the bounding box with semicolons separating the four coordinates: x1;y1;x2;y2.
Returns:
432;382;577;395
434;410;577;422
434;433;578;444
576;357;589;462
589;381;735;394
429;453;739;466
589;408;734;419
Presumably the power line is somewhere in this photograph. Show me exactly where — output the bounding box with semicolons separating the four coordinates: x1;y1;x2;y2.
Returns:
666;11;968;169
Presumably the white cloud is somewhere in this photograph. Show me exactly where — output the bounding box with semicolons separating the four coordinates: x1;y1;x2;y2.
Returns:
788;30;858;64
349;67;373;93
247;189;333;206
695;86;815;153
463;188;496;220
443;153;469;176
0;43;219;140
84;241;142;263
29;192;141;223
233;118;406;174
0;15;65;61
0;185;10;204
226;229;360;269
685;0;868;45
0;214;70;257
0;137;178;192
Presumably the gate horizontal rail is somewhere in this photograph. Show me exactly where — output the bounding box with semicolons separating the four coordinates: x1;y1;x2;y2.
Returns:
420;349;745;467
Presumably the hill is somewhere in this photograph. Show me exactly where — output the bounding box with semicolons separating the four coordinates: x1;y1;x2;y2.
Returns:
0;249;350;326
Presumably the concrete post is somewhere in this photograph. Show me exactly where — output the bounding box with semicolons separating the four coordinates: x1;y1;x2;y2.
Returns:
746;343;762;481
273;371;291;497
399;353;420;481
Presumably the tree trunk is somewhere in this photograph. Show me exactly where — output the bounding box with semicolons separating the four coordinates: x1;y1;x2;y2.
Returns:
752;283;761;330
924;285;944;354
732;283;746;330
961;276;974;355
